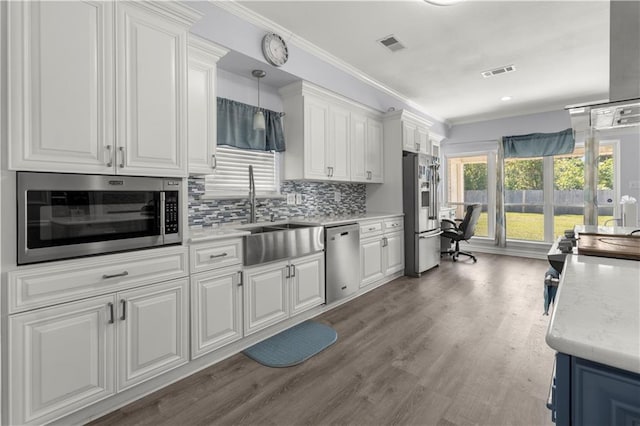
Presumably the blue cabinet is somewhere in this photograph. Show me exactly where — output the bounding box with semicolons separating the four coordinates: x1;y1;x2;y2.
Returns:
550;353;640;425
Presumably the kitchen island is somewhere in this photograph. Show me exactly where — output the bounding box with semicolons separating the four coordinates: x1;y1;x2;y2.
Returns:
545;254;640;424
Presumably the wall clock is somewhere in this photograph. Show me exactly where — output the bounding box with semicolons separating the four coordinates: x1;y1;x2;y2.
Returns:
262;33;289;67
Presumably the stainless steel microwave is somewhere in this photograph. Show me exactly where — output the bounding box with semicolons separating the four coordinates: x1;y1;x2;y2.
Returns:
17;172;183;265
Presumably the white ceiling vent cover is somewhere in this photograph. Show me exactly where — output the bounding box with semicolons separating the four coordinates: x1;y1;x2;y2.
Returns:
377;35;406;52
481;65;516;78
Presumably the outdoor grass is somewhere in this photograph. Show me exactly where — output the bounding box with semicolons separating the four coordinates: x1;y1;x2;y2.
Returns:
472;212;613;241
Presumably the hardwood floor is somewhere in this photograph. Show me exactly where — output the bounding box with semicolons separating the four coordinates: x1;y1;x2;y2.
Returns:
90;254;555;426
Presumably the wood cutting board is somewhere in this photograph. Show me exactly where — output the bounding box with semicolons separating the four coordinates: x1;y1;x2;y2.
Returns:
577;233;640;261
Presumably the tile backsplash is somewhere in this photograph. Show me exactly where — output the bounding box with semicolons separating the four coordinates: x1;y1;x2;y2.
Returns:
188;178;366;227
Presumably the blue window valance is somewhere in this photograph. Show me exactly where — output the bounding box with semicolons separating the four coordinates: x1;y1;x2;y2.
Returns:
217;98;286;152
503;128;574;158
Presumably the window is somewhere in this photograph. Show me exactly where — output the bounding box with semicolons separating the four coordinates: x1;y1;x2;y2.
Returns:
553;144;615;238
446;155;490;237
504;157;544;241
205;146;280;196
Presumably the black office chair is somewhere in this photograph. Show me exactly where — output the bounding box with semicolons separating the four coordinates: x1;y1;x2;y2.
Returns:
441;204;482;262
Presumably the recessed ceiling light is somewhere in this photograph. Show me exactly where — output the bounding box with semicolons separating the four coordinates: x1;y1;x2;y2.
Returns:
501;96;512;101
423;0;465;5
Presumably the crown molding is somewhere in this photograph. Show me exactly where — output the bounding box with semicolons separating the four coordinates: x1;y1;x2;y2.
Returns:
211;0;448;125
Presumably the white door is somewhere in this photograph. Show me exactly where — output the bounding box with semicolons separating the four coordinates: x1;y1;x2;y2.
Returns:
290;253;325;315
8;1;115;174
117;279;188;391
350;112;367;182
115;2;188;177
187;38;221;176
328;105;351;181
366;118;384;183
9;295;116;426
244;261;289;335
303;96;330;180
360;237;385;288
190;267;243;359
417;127;430;155
402;121;418;152
384;232;405;275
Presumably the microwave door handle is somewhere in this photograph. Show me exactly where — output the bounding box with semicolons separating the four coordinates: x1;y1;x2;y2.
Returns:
160;192;166;236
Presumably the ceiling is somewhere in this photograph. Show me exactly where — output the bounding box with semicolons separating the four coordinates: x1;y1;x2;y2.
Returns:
232;0;610;125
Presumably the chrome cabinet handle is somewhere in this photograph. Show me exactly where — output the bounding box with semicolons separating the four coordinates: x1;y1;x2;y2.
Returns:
382;237;388;247
211;154;217;169
118;146;125;168
237;271;243;286
108;302;115;324
210;252;228;259
120;299;127;321
327;167;331;177
291;264;296;277
285;265;291;278
368;227;376;231
102;271;129;279
105;145;113;167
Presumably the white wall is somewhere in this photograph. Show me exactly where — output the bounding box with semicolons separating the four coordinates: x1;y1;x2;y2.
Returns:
443;109;640;226
217;69;283;112
187;1;449;137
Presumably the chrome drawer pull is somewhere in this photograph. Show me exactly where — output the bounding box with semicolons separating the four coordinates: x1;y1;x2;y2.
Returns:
108;302;115;324
102;271;129;279
210;252;228;259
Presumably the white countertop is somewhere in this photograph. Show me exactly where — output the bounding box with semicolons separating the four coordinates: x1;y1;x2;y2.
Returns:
546;254;640;373
187;212;404;242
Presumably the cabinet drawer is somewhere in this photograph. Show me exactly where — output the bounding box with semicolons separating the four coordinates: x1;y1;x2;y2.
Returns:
190;238;243;274
383;217;404;233
360;221;383;238
8;246;189;314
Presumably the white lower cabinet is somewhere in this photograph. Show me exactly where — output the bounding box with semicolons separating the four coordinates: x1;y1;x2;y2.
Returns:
9;279;188;425
244;253;325;336
360;237;385;288
190;266;243;359
360;218;405;288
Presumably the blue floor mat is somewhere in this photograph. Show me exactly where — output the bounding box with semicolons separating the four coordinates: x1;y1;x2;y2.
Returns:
243;321;338;368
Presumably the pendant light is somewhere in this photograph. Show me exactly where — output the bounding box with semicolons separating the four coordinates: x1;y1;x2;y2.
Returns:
252;69;266;130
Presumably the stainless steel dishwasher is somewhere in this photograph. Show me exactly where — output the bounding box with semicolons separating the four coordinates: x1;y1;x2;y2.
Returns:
325;223;360;304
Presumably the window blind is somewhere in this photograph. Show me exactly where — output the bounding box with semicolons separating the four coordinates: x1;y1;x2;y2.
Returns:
205;146;279;195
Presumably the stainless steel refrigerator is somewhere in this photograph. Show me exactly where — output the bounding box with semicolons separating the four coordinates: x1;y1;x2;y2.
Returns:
403;152;441;277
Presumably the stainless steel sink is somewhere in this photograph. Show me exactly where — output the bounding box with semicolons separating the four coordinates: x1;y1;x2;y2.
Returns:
243;223;324;266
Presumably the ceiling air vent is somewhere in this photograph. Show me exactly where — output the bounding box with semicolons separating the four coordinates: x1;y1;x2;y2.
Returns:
481;64;516;78
377;35;406;52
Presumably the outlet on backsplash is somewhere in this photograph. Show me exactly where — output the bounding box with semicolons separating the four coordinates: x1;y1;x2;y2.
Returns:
334;191;341;202
286;193;296;205
295;193;303;204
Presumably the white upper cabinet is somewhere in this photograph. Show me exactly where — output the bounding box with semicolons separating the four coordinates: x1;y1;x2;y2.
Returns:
187;36;228;176
8;1;115;174
280;81;383;183
8;1;202;177
350;112;384;183
390;110;433;155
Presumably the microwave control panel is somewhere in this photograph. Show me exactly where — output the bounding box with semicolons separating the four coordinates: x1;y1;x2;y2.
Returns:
165;191;179;234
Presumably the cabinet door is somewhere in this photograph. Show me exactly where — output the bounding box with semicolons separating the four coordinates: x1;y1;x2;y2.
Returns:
350;112;367;182
384;232;405;275
115;2;188;177
402;121;418;152
360;238;385;288
328;105;351;181
9;295;116;425
290;253;325;316
303;97;330;180
417;127;430;155
244;261;289;336
366;118;384;183
187;39;220;176
8;1;114;174
117;279;188;391
190;268;243;359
